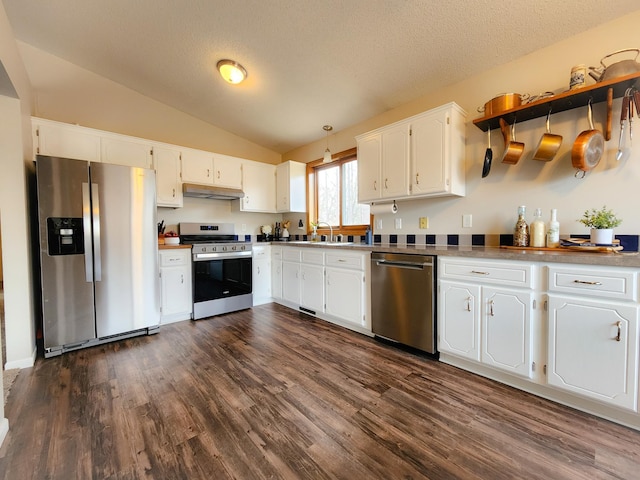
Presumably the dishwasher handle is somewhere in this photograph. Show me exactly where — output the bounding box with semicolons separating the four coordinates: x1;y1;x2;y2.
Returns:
375;259;431;270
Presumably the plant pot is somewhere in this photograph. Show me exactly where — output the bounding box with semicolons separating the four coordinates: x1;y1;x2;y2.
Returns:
590;228;614;244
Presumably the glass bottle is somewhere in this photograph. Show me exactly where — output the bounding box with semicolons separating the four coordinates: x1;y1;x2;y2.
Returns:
546;208;560;248
529;208;546;247
513;206;529;247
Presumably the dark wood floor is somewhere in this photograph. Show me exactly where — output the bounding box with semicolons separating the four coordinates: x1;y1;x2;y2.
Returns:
1;303;640;479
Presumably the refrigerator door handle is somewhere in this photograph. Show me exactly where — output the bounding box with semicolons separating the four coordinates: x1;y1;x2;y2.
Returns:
91;182;102;281
82;182;94;282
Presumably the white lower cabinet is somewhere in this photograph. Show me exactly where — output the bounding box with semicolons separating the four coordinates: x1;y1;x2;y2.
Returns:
252;245;271;305
546;264;639;412
438;257;535;379
159;249;192;324
276;247;370;334
271;246;283;300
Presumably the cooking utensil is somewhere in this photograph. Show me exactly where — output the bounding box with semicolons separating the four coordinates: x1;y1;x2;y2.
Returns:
500;117;525;165
588;48;640;82
605;87;613;141
572;100;604;177
478;93;530;116
481;128;492;178
616;93;631;161
532;111;563;161
629;90;634;146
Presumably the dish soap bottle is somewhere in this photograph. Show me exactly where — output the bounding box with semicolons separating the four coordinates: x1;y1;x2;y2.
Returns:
530;208;546;247
546;208;560;248
513;205;529;247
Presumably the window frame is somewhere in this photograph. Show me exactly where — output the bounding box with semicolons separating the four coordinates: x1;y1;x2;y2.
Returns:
306;147;371;237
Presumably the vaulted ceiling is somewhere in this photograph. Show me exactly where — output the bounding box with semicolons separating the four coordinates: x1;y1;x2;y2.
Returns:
3;0;640;153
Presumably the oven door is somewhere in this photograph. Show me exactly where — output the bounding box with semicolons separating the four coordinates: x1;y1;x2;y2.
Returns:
192;251;253;319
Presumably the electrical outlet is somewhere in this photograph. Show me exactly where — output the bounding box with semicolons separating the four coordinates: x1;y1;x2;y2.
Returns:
419;217;429;229
395;218;402;229
377;219;383;230
463;214;472;228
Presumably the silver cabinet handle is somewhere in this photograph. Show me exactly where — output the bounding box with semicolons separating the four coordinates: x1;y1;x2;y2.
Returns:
374;180;377;191
573;280;603;285
217;170;221;179
257;266;260;274
207;168;210;177
181;274;184;284
384;178;388;189
471;270;489;275
616;321;622;342
172;188;176;198
465;297;471;312
489;299;494;316
415;172;420;185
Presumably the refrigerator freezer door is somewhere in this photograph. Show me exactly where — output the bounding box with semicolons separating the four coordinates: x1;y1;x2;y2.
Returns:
91;163;160;337
36;156;97;348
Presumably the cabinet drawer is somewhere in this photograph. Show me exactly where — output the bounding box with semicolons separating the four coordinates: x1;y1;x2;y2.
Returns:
159;251;189;267
439;257;533;288
302;250;325;265
547;265;637;301
282;248;301;262
253;246;270;259
325;251;365;270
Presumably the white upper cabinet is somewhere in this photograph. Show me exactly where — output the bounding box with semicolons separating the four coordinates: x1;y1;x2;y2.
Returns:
357;102;466;203
100;133;153;169
33;118;101;162
181;147;214;184
212;153;243;189
240;160;276;212
153;145;183;208
276;161;306;213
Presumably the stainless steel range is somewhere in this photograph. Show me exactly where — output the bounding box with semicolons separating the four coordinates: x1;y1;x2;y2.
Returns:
179;222;253;319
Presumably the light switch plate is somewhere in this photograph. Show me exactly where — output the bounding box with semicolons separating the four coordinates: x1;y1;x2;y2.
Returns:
395;218;402;229
419;217;429;229
377;219;383;229
463;214;472;228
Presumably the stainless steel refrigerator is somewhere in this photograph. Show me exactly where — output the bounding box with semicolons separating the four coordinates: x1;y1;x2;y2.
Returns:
36;155;160;357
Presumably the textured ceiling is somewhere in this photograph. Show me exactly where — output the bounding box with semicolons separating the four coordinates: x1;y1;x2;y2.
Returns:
3;0;640;153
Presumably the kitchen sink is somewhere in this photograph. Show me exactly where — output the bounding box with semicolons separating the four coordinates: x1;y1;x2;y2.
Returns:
287;241;353;246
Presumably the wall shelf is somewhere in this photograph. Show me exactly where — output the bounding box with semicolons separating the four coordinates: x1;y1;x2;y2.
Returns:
472;71;640;131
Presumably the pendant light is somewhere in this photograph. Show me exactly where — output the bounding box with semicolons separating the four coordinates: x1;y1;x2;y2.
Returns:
323;125;333;163
217;59;248;84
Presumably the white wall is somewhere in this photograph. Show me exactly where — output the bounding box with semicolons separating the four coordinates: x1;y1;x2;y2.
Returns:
283;10;640;238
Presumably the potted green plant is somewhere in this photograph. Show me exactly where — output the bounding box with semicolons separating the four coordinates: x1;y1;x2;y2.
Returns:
577;206;622;244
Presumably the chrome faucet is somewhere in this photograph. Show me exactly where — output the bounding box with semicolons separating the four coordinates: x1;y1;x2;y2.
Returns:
315;221;333;242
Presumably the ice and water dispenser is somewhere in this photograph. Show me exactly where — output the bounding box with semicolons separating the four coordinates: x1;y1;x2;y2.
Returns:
46;217;84;255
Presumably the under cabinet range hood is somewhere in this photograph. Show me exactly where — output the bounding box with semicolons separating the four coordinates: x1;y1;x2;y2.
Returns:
182;183;245;200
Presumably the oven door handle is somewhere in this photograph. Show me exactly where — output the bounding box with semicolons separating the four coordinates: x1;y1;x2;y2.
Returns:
194;251;253;260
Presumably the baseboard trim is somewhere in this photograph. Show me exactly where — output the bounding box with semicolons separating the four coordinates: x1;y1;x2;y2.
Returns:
5;346;36;370
0;418;9;448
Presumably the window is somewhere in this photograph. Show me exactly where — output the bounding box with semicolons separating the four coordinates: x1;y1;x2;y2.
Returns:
307;148;370;235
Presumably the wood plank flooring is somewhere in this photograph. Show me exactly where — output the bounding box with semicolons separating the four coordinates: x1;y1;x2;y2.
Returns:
1;303;640;479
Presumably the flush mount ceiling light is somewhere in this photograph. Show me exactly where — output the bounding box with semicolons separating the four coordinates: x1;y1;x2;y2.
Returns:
217;59;248;84
323;125;333;163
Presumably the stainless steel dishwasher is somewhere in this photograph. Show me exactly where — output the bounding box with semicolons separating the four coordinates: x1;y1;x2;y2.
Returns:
370;252;436;354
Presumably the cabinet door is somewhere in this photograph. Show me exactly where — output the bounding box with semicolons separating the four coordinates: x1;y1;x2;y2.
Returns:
181;148;214;184
34;121;101;162
548;295;639;411
101;135;153;168
438;280;481;361
241;161;276;212
154;146;183;207
272;260;283;300
161;266;191;317
300;264;324;313
212;154;243;189
325;267;364;327
357;133;382;202
276;161;306;213
253;256;272;305
380;123;410;198
411;108;447;196
482;287;533;379
282;261;300;304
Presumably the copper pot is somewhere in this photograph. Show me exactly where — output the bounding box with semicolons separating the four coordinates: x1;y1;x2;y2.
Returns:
572;101;604;177
499;118;525;165
532;111;563;162
478;93;530;116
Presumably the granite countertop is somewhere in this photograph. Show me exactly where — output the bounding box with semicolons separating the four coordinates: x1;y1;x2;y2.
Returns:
269;241;640;268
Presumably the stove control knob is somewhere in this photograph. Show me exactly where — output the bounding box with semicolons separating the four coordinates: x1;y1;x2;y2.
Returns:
231;245;237;251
